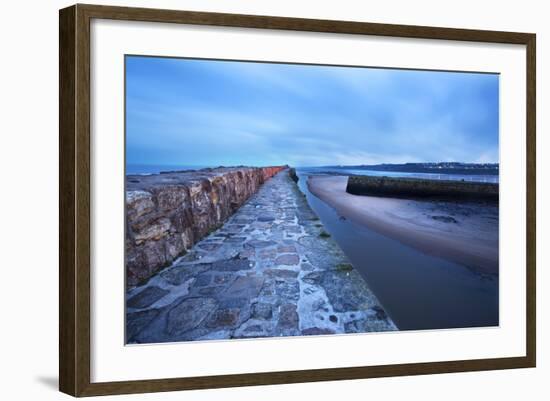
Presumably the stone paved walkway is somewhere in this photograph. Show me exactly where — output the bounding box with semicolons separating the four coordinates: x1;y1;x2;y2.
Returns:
126;170;396;343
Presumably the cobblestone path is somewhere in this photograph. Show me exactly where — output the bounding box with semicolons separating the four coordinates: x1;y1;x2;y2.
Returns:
126;170;396;343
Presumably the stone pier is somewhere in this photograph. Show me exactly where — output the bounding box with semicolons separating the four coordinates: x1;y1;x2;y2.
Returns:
126;169;396;343
126;166;286;286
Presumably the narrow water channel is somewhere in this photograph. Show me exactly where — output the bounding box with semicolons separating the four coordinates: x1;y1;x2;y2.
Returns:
296;169;499;331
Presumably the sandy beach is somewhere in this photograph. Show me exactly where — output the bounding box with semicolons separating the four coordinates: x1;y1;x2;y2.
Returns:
308;175;499;275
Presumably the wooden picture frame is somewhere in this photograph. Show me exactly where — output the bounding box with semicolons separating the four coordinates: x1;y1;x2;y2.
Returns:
59;3;536;397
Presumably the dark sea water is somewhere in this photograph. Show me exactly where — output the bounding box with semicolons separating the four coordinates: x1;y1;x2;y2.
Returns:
296;169;499;331
126;164;210;175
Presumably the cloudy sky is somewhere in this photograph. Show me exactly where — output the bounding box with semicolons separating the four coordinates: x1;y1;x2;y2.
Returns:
126;56;499;167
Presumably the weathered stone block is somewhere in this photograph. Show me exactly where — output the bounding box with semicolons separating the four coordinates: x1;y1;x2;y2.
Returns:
127;286;169;309
275;254;300;265
252;303;273;320
165;297;217;336
277;304;298;330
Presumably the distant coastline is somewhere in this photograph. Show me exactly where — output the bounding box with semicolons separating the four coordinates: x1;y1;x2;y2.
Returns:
297;164;499;184
323;162;499;176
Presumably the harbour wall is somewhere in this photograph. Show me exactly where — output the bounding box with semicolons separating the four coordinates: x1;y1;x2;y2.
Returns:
346;175;499;201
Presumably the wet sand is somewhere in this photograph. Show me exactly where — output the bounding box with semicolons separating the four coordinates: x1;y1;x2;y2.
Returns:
308;175;499;275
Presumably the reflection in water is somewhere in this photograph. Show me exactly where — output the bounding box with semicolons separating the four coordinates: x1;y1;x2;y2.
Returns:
296;170;499;330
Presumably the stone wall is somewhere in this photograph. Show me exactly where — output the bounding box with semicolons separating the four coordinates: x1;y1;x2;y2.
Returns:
288;167;299;183
126;166;286;287
346;175;499;201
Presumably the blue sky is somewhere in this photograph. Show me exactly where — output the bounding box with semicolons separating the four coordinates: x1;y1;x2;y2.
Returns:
126;56;499;167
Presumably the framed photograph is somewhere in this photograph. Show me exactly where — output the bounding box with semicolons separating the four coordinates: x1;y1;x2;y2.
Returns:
59;4;536;397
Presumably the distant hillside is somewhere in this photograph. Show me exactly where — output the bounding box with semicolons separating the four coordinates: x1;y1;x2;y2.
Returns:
325;162;499;176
